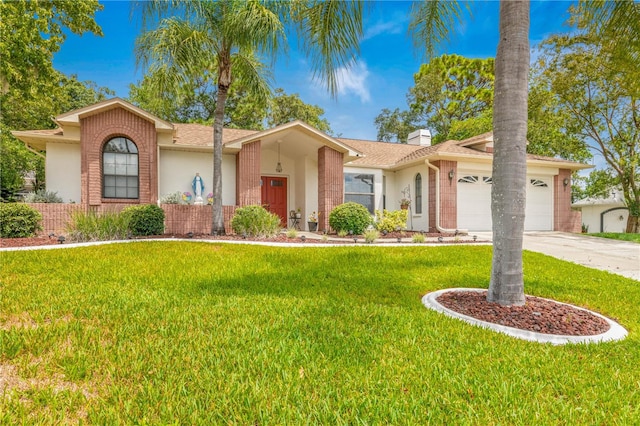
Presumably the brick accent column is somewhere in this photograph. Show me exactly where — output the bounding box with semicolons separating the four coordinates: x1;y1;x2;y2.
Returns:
80;107;157;206
428;160;457;232
237;140;261;206
318;146;343;231
554;169;580;232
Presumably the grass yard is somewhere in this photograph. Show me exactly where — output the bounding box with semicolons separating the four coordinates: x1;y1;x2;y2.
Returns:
1;242;638;424
589;232;640;243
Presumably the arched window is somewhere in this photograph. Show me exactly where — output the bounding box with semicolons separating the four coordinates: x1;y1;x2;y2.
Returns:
103;137;139;199
415;173;422;214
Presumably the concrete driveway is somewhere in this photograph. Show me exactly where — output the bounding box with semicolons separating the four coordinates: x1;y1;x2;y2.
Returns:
474;231;640;281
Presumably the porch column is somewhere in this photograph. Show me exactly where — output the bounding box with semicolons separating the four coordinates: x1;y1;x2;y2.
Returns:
318;146;343;231
236;140;261;206
429;160;457;231
554;169;580;232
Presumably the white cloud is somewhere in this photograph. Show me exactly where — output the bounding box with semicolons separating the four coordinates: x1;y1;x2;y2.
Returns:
335;61;371;103
364;18;404;41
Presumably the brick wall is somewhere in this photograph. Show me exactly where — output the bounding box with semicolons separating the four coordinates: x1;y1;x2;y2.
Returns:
29;204;238;236
237;140;261;206
554;169;581;233
81;107;158;206
428;161;457;232
318;146;343;231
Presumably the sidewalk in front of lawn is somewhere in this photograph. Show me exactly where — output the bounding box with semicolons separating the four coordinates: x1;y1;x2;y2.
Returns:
475;231;640;281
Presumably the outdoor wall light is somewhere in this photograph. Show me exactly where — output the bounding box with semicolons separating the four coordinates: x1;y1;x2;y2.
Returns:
58;235;65;244
448;169;455;182
276;141;283;173
563;177;570;187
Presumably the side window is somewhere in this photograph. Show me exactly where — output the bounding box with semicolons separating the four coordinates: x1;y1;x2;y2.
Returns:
415;173;422;214
103;137;139;199
344;173;374;214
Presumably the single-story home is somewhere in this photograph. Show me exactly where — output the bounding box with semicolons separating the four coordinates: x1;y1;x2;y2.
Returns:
13;98;589;233
572;189;628;233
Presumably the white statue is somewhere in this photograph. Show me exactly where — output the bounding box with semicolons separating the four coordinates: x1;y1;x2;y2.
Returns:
192;172;204;205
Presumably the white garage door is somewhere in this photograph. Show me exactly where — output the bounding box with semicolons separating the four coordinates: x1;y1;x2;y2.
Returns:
457;174;553;231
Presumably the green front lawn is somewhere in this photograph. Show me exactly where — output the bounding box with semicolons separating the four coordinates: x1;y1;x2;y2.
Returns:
1;242;638;424
589;232;640;243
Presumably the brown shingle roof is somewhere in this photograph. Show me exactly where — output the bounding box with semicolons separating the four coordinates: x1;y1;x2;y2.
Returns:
172;123;259;146
338;138;424;167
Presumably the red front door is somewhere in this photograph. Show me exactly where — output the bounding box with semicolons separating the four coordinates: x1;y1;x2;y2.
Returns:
261;176;287;225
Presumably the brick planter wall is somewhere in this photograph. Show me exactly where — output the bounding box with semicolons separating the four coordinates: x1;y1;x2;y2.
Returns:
28;204;238;236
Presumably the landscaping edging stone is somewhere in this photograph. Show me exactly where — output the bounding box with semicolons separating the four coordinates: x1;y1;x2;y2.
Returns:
422;288;628;345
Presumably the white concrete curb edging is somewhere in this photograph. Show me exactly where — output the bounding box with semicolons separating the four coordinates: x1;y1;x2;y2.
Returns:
422;288;628;345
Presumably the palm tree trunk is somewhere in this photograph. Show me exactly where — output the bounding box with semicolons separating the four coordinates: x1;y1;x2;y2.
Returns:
212;62;231;235
487;0;530;306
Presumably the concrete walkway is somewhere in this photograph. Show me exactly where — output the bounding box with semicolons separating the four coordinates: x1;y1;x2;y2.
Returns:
475;231;640;281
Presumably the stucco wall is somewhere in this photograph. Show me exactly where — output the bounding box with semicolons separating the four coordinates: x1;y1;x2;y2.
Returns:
394;164;430;231
46;143;81;203
159;149;236;205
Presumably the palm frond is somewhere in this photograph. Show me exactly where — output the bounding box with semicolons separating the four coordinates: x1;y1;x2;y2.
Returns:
409;0;466;59
292;0;364;97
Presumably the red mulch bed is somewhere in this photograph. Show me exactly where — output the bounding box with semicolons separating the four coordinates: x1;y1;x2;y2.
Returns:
437;290;610;336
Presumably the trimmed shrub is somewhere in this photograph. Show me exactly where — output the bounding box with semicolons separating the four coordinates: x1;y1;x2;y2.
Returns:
0;203;43;238
231;205;281;238
329;202;372;235
412;233;426;243
374;209;409;233
22;190;63;203
66;210;130;242
123;204;165;236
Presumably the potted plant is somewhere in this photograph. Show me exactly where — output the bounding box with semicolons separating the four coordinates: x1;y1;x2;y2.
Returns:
308;211;318;231
295;208;302;219
399;198;411;210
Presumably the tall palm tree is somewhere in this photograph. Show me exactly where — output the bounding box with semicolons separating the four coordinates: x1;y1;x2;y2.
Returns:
136;0;363;234
487;1;529;305
411;0;530;306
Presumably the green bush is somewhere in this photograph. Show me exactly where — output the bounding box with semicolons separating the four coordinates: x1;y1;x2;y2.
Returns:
0;203;42;237
123;204;165;236
328;202;372;235
375;209;409;233
364;229;380;243
231;205;281;238
22;190;63;203
66;210;130;242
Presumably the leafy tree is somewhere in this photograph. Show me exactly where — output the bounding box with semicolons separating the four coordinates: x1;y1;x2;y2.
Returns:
374;108;419;143
137;0;364;234
537;19;639;232
0;0;104;200
409;54;494;143
267;88;331;134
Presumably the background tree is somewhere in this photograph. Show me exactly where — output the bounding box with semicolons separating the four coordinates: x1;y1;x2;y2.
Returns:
137;0;364;233
373;108;419;143
0;0;104;200
409;54;494;143
267;88;331;133
537;30;639;232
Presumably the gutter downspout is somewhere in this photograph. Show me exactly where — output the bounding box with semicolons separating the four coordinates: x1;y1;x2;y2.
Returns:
24;144;46;160
425;159;467;234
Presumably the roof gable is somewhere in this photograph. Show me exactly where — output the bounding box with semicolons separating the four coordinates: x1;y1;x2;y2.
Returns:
56;98;174;132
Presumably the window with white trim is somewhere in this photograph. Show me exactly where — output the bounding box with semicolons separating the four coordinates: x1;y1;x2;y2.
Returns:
458;175;479;184
103;137;139;199
345;173;374;213
415;173;422;214
530;179;548;188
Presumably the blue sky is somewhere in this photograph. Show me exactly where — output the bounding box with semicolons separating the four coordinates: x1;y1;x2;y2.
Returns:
52;0;578;141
